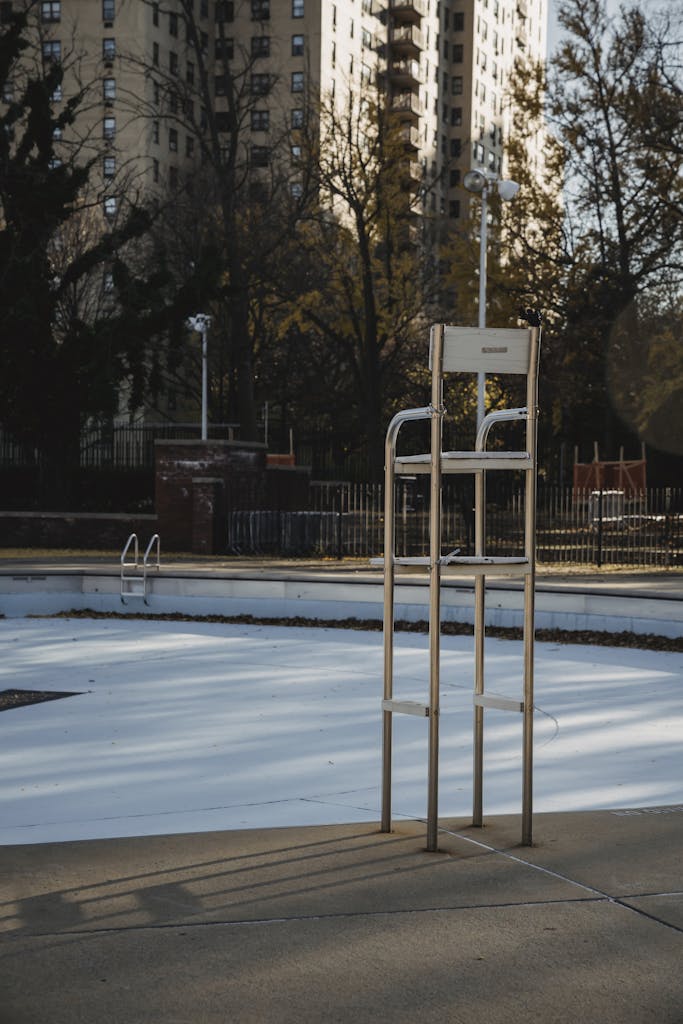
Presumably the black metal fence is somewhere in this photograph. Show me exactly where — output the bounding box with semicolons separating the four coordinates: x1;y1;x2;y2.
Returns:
228;483;683;567
0;423;240;469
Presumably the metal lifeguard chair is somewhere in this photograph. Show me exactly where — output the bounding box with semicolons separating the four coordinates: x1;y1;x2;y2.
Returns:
380;318;541;851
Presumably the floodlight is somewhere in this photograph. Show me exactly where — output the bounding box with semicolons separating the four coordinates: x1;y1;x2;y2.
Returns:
497;179;520;202
463;169;487;194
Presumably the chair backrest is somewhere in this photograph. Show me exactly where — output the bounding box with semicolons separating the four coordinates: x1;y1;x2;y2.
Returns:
430;326;532;375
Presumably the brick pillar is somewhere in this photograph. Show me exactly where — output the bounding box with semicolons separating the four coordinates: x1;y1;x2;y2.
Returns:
155;440;267;552
191;477;224;555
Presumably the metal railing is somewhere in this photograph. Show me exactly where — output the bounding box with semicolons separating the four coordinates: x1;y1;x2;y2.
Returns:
228;484;683;567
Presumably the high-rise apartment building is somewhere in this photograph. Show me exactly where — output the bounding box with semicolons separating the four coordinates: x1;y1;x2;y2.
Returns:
10;0;546;232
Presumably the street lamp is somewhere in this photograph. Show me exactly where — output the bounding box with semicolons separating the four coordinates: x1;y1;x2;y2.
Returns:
186;313;212;441
463;169;520;426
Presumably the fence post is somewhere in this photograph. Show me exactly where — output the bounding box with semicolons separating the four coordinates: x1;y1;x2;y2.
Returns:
596;488;603;568
336;484;343;560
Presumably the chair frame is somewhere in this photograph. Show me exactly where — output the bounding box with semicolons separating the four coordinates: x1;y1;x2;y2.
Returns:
381;322;542;851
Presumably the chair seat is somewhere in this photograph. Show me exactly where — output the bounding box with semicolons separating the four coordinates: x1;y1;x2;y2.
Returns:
395;451;532;474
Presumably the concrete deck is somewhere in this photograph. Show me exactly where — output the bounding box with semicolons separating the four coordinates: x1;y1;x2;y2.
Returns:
2;810;682;1023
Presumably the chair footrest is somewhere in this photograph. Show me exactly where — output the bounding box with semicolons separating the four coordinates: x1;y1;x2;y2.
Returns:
370;556;531;576
382;699;431;717
474;694;524;712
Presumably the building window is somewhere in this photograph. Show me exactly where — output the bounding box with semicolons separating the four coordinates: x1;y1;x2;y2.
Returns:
187;61;195;84
251;0;269;19
152;158;159;183
169;166;178;188
103;155;116;178
291;71;304;92
452;76;463;95
169;127;178;151
452;44;463;62
41;1;61;22
102;0;114;22
251;35;270;56
201;0;209;16
290;182;303;199
250;73;270;94
153;41;159;66
215;75;228;95
449;199;460;218
152;2;158;25
169;11;178;35
103;270;114;293
292;0;303;17
251;145;269;167
331;42;336;67
103;115;116;139
216;1;234;20
153;80;160;105
2;80;13;102
152;120;159;143
103;37;116;61
292;33;304;55
186;135;194;157
451;106;462;126
449;168;461;186
103;196;117;219
201;31;208;53
453;11;464;30
251;109;269;130
450;138;461;158
103;77;116;101
42;39;62;63
170;51;178;75
361;27;371;48
215;37;233;59
291;107;304;129
291;144;301;160
0;1;14;24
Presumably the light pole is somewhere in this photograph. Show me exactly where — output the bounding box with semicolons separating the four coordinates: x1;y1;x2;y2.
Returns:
186;314;212;441
463;170;520;427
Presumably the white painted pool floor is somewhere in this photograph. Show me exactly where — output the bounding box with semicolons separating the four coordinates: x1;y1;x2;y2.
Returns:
2;618;682;845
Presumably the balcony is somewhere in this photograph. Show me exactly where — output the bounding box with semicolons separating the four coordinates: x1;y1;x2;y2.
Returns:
390;90;423;122
389;23;424;57
389;0;426;24
385;58;423;87
402;160;423;191
399;123;421;150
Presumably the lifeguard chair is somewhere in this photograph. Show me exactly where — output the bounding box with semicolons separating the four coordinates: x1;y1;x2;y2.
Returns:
380;318;541;851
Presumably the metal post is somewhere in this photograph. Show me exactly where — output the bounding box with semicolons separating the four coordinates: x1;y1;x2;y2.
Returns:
476;185;488;429
381;404;433;834
381;449;395;833
522;324;541;846
427;324;444;852
201;323;208;441
472;469;486;826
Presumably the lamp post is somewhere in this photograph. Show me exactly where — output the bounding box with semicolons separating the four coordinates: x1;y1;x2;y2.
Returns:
463;170;520;427
186;314;212;441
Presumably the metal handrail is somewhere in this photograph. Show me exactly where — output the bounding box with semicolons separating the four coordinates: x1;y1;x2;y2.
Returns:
121;533;139;569
142;534;161;592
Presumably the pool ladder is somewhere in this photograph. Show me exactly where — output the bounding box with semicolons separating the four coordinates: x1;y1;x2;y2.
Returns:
120;533;160;604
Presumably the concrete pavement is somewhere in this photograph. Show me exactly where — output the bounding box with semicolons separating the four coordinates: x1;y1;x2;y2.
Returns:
2;809;682;1023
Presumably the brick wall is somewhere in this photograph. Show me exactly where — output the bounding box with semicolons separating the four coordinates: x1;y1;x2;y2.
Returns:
155;440;267;552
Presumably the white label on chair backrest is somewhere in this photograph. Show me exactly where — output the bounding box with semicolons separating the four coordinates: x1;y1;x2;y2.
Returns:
440;327;530;374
